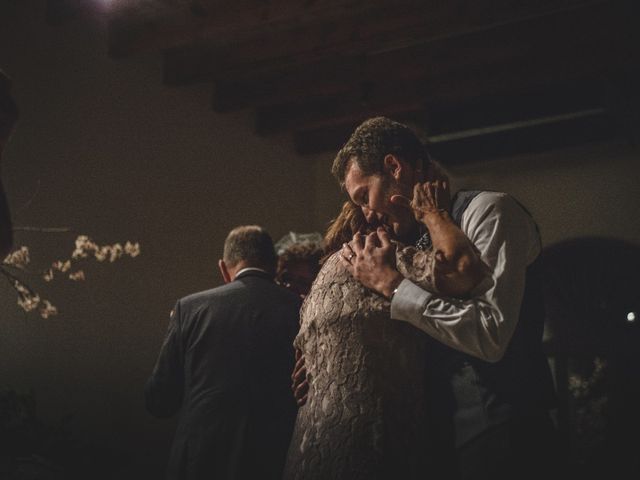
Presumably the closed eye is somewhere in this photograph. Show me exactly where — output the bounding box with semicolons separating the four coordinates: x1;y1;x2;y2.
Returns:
361;190;369;207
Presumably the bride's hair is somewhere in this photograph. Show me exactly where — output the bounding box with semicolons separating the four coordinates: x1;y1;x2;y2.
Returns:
323;201;371;259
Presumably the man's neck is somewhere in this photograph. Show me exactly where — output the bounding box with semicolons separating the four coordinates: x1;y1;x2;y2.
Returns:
233;266;269;280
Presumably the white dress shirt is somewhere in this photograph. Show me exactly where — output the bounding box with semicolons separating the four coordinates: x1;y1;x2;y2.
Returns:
233;267;269;279
390;192;541;362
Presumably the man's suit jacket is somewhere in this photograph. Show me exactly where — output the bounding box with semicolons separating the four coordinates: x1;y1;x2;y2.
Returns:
145;270;301;480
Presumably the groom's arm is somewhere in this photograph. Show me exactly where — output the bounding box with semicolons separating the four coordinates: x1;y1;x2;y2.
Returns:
350;193;540;362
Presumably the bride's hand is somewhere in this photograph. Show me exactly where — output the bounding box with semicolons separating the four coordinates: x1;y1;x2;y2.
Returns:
390;181;451;224
409;180;451;224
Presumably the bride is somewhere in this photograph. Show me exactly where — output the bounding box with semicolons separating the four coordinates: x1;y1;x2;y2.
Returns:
283;181;489;480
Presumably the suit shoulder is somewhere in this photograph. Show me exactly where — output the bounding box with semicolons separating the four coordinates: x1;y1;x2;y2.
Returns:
178;283;237;309
252;278;302;309
264;279;298;299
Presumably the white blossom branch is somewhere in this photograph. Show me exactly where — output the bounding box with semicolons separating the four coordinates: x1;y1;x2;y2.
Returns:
2;235;141;318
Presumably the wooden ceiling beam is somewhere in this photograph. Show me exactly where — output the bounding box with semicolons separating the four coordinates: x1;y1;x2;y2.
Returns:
292;98;619;157
160;0;602;85
290;67;640;155
208;0;628;112
428;111;618;166
253;7;637;136
265;54;634;136
109;0;411;58
291;107;436;155
255;81;430;135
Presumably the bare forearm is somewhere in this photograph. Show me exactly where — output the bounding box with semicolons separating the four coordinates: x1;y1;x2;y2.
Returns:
422;210;487;296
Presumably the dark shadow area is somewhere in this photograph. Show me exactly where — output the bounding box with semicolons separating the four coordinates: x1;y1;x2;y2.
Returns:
541;237;640;478
0;389;132;480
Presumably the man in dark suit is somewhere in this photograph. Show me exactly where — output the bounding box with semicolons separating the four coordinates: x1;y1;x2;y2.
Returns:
146;225;301;480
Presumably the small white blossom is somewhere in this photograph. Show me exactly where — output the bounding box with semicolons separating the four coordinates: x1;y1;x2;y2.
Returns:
52;260;71;272
43;269;54;282
68;270;85;281
109;243;123;263
39;300;58;319
94;246;109;262
5;233;141;318
15;279;41;312
17;295;40;312
3;246;30;268
124;241;141;258
14;280;31;296
72;235;98;259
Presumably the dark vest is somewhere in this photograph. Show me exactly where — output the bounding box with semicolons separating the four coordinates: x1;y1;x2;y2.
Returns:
423;190;556;448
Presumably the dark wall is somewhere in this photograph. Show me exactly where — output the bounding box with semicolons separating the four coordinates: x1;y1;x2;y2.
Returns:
1;2;318;477
1;1;639;478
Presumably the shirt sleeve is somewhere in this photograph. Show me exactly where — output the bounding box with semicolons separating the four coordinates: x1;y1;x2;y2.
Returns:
390;192;541;362
144;300;186;417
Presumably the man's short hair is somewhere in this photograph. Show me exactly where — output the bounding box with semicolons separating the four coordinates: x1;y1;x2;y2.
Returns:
0;71;19;140
331;116;429;187
223;225;277;272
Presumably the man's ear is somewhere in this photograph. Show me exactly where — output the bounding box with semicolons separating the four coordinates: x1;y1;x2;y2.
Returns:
218;259;232;284
383;154;403;180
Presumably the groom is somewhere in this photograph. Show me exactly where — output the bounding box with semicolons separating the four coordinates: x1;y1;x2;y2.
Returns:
295;117;557;479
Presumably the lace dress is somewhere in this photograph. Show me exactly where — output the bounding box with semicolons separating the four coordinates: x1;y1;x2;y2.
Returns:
283;247;436;480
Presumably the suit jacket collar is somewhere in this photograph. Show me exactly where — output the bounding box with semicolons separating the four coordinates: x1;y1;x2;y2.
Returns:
234;268;274;282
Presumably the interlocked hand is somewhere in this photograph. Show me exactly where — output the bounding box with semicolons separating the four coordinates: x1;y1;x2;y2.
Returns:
339;228;403;299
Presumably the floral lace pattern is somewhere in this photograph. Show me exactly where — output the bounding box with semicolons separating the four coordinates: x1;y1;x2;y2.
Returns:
283;247;436;479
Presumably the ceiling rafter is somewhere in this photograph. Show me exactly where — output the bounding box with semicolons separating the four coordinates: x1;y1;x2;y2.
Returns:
159;0;603;85
105;0;638;159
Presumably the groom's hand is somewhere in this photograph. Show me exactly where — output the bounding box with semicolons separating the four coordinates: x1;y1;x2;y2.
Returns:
340;228;404;299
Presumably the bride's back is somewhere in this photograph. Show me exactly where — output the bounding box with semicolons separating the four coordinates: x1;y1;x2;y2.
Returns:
283;251;432;480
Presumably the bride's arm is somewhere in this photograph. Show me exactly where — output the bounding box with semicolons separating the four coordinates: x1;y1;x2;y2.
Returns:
410;181;489;297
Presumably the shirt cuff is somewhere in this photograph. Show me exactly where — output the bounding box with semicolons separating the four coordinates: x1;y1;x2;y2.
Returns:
390;278;433;323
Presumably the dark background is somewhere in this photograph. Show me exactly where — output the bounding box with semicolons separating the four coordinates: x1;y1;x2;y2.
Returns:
1;0;639;477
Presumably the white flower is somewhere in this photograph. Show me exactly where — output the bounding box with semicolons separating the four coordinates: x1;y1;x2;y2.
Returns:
14;280;31;296
124;241;141;258
72;235;98;259
5;234;141;318
39;300;58;319
68;270;85;281
43;269;54;282
52;260;71;272
94;246;108;262
16;288;41;312
3;246;30;268
109;243;123;263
